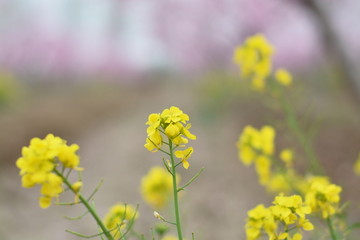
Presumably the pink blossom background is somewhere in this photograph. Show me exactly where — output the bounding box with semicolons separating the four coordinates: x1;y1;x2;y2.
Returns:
0;0;359;78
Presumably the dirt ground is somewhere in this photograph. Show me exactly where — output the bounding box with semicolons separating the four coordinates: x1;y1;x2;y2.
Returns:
0;79;359;240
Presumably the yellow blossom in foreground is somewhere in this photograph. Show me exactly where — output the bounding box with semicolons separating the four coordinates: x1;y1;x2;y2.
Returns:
305;178;342;219
145;106;196;169
275;69;293;86
234;34;274;91
103;203;138;238
16;134;82;208
141;166;176;209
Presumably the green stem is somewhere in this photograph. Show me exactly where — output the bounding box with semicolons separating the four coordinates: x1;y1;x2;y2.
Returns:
327;216;339;240
280;95;324;175
169;139;184;240
54;168;114;240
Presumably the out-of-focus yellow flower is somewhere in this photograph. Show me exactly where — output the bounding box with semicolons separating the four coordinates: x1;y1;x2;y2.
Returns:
141;166;176;209
279;149;293;168
237;125;275;186
234;34;274;92
353;152;360;175
104;203;138;238
265;169;306;195
16;134;82;208
275;69;293;86
255;155;271;184
305;178;342;219
237;125;275;165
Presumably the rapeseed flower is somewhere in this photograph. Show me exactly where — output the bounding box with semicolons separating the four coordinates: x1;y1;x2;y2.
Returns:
305;178;342;219
279;149;293;168
103;203;138;238
141;166;176;209
175;147;194;169
245;194;313;240
275;69;293;86
237;125;275;186
16;134;82;208
266;169;305;195
234;34;274;91
145;106;196;168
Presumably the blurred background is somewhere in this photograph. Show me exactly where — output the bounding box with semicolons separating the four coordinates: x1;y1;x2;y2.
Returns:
0;0;359;239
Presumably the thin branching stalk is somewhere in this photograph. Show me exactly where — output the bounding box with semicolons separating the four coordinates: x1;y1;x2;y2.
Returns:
53;168;114;240
280;95;324;175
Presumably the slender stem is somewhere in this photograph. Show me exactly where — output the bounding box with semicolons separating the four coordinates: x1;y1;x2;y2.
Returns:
327;217;339;240
53;168;114;240
280;95;324;175
169;138;184;240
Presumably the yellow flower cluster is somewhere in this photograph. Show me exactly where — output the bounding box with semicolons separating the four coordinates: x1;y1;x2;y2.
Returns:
233;34;274;91
16;134;81;208
103;203;138;238
245;194;313;240
305;178;342;219
234;34;293;91
237;125;275;184
237;126;307;194
145;106;196;169
141;166;177;209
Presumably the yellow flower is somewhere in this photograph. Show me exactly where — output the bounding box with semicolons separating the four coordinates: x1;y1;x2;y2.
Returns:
39;173;63;208
145;130;163;152
141;167;175;209
57;144;81;170
237;125;275;186
104;203;138;238
165;123;181;139
237;125;275;164
161;106;189;124
279;149;293;167
16;134;82;209
255;155;271;184
245;194;313;240
146;113;161;128
144;106;196;152
175;147;194;169
305;178;342;218
275;69;293;86
245;204;276;240
234;34;274;91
